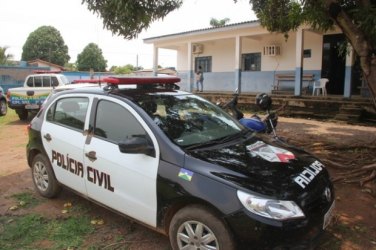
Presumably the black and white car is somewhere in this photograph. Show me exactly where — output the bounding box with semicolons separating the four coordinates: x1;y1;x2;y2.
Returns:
27;76;335;249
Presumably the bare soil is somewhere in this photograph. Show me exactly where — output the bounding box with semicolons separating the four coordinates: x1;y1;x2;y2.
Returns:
0;115;375;249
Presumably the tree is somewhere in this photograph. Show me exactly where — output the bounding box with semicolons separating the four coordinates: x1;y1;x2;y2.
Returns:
76;43;107;72
21;26;70;66
82;0;376;104
83;0;183;39
113;64;135;74
248;0;376;105
210;18;230;27
0;46;14;65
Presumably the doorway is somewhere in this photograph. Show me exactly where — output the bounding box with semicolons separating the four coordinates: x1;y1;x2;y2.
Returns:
321;34;346;95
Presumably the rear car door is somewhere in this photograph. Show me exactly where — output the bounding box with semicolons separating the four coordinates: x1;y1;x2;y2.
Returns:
84;97;160;227
41;95;91;195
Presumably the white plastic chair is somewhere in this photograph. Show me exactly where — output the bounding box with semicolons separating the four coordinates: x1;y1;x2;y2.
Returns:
312;78;329;96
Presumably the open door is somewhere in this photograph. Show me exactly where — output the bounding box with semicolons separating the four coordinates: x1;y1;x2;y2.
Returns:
321;34;346;95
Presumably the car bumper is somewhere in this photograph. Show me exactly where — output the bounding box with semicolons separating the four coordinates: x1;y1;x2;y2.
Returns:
225;209;326;249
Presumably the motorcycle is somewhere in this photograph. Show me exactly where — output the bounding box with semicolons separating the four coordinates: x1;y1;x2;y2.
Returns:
218;92;279;137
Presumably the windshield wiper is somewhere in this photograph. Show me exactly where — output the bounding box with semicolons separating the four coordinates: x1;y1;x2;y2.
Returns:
185;129;251;150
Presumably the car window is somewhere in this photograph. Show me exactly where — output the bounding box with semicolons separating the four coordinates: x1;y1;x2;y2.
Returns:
26;77;34;87
46;97;89;131
94;100;147;144
42;76;51;87
51;76;59;86
34;76;42;87
137;94;243;147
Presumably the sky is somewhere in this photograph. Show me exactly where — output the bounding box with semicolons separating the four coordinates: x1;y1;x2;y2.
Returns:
0;0;256;69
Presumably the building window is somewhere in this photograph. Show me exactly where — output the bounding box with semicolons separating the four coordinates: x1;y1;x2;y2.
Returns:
242;53;261;71
304;49;311;58
195;56;212;72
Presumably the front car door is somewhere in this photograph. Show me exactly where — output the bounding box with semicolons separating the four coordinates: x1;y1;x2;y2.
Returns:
84;97;160;227
41;95;91;195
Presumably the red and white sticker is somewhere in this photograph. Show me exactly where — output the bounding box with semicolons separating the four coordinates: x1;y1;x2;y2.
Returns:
246;141;295;163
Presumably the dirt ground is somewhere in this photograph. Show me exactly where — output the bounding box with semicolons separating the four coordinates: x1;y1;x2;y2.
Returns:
0;114;375;249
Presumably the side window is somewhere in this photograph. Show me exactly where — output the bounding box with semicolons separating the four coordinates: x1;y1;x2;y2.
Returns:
42;76;51;87
242;53;261;71
94;100;147;143
51;77;59;87
26;77;34;87
34;76;42;87
195;56;212;72
47;97;89;131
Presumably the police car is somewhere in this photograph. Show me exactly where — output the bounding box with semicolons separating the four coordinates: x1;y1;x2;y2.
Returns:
27;76;335;249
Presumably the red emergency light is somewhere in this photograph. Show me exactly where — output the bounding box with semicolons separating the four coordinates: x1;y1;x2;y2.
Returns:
103;76;181;85
72;79;104;84
33;70;62;74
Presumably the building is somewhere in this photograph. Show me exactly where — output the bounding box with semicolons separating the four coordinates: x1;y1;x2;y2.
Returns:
144;20;366;98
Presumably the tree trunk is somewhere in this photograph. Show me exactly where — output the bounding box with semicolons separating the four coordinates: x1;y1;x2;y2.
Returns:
324;0;376;107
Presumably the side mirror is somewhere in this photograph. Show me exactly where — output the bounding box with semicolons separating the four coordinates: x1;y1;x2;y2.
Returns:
118;135;155;158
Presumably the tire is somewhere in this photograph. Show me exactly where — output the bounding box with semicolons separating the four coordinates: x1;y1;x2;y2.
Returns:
17;109;28;120
169;205;235;250
0;99;6;116
31;154;61;198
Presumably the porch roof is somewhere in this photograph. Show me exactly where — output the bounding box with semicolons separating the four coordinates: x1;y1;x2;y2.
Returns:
143;20;260;43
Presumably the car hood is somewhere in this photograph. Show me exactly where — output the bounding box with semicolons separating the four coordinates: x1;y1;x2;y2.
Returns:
187;134;330;199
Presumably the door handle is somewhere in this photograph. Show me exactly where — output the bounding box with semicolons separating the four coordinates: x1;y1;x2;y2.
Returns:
85;151;97;162
43;133;52;142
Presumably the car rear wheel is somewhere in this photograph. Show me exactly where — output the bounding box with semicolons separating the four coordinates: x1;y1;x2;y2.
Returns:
16;109;28;120
31;154;61;198
0;99;6;116
169;205;235;250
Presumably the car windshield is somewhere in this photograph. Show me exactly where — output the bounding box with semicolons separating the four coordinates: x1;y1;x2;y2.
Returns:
138;93;247;148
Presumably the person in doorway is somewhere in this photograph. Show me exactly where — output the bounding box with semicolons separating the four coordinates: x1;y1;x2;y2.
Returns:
195;66;204;92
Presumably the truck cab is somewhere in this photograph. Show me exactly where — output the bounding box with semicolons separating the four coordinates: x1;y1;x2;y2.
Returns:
7;72;69;120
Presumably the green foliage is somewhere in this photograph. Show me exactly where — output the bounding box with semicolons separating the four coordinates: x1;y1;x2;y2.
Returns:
0;214;46;249
11;192;41;208
249;0;376;47
48;216;94;249
21;26;70;66
0;109;17;127
0;214;94;250
0;46;14;65
64;62;77;71
76;43;107;72
82;0;183;39
348;5;376;47
210;18;230;27
112;64;135;74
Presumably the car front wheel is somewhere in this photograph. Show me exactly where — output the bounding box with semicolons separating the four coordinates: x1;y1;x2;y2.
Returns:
169;205;235;250
31;154;61;198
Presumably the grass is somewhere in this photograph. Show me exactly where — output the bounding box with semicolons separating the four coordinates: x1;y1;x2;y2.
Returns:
0;108;17;126
11;192;41;209
0;214;94;250
0;192;95;250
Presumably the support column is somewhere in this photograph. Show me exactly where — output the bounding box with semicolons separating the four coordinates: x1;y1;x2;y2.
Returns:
234;35;242;92
344;44;354;98
187;42;194;92
152;46;158;76
295;28;304;96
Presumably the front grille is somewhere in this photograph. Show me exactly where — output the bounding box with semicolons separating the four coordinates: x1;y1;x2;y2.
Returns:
299;174;333;217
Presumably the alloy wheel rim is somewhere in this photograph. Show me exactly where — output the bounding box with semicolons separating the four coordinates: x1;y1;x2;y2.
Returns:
33;161;49;191
177;220;219;250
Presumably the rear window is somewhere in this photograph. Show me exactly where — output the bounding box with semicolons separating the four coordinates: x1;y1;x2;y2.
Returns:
47;97;89;131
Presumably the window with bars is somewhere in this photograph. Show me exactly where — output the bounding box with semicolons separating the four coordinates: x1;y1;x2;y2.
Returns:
242;53;261;71
195;56;212;72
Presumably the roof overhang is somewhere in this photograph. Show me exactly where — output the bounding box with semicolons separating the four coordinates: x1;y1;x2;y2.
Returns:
143;20;261;44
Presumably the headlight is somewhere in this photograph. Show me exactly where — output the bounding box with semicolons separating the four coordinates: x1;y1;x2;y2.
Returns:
237;190;305;220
